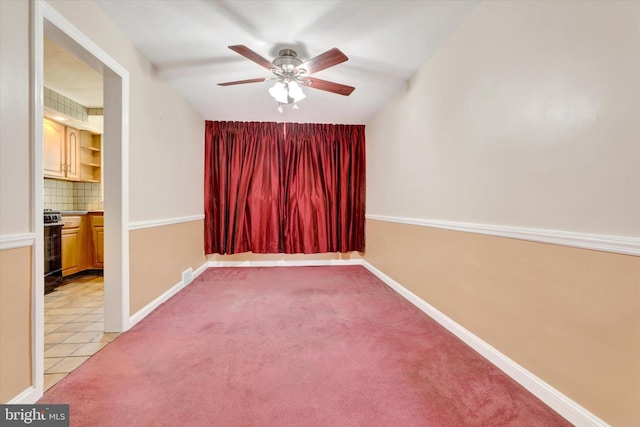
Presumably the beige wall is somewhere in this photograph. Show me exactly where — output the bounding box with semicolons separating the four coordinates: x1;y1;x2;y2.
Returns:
365;220;639;426
129;220;206;314
367;0;640;237
365;1;640;425
0;247;33;402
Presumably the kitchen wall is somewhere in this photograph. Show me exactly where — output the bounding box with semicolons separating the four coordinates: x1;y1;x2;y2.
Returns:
365;1;639;426
44;179;102;211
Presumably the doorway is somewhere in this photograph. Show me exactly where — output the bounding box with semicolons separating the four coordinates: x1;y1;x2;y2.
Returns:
33;1;130;400
42;33;107;390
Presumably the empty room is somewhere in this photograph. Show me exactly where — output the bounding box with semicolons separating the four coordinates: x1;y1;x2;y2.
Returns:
0;1;638;426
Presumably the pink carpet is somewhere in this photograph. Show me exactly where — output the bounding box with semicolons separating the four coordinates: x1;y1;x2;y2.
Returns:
40;266;570;426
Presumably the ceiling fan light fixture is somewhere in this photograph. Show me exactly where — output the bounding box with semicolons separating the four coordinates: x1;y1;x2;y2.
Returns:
269;82;289;104
269;80;306;105
288;81;306;103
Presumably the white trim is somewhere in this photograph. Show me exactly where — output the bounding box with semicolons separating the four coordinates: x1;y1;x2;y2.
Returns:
129;215;205;231
128;261;208;328
207;258;363;268
366;214;640;256
360;260;609;427
30;0;130;405
32;0;46;403
7;386;39;405
0;233;36;250
41;0;130;333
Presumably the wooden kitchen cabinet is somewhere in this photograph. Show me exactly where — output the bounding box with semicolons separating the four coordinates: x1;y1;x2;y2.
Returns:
61;213;103;277
90;214;104;268
80;131;102;183
43;118;81;181
61;215;88;277
65;127;80;180
43;118;66;178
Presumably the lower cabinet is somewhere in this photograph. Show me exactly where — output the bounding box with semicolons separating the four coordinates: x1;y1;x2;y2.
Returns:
61;216;86;277
62;213;104;277
91;215;104;268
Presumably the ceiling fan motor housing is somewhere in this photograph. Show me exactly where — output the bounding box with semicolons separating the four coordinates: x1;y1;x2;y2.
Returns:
273;49;303;72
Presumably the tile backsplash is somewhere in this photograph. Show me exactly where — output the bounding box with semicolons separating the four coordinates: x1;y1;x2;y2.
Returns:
44;87;89;122
44;178;103;211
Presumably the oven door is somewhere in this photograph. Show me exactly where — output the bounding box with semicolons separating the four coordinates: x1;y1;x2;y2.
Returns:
44;223;63;293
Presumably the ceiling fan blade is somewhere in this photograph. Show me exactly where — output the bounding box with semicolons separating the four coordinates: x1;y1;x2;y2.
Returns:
302;77;355;96
228;45;274;70
218;77;269;86
300;48;348;75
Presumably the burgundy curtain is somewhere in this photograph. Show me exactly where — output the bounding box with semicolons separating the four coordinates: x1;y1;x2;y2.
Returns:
204;121;284;254
283;123;365;253
204;121;365;255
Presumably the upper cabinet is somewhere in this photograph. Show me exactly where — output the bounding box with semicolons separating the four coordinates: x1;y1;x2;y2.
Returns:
65;126;81;180
44;118;101;183
43;118;66;178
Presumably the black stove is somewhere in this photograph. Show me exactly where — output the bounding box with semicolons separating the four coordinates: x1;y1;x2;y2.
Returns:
44;209;63;293
44;209;62;225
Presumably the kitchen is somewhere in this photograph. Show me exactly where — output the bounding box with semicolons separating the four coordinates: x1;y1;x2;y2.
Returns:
43;36;104;294
42;35;111;391
43;110;104;293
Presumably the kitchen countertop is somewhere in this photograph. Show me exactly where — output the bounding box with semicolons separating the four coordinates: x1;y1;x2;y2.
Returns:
61;210;104;215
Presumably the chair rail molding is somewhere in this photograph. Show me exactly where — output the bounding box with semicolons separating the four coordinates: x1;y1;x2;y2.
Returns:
366;214;640;256
129;214;205;231
0;233;36;250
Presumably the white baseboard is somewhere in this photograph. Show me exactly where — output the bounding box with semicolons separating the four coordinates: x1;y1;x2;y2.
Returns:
207;258;363;268
128;261;208;328
7;386;39;404
360;260;609;427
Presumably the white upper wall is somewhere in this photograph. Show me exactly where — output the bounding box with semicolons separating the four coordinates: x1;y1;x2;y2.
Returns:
1;0;205;235
0;0;31;235
46;0;205;223
366;0;640;237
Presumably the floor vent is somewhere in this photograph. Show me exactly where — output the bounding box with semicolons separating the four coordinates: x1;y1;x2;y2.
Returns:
182;268;193;285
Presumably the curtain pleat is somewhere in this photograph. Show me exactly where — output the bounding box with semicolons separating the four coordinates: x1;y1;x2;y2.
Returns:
204;120;365;255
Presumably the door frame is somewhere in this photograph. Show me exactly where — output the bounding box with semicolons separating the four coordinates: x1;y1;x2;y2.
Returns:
31;0;130;399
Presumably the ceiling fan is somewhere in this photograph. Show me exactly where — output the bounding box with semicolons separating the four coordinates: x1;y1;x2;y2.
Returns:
218;45;355;108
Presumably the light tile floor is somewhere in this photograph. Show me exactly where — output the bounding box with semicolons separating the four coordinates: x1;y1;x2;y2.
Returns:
44;275;119;391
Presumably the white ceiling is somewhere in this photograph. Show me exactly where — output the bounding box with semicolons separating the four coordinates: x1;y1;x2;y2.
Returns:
49;0;481;124
44;36;103;108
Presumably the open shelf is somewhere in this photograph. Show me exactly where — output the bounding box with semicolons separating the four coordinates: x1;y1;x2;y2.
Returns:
79;132;101;183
